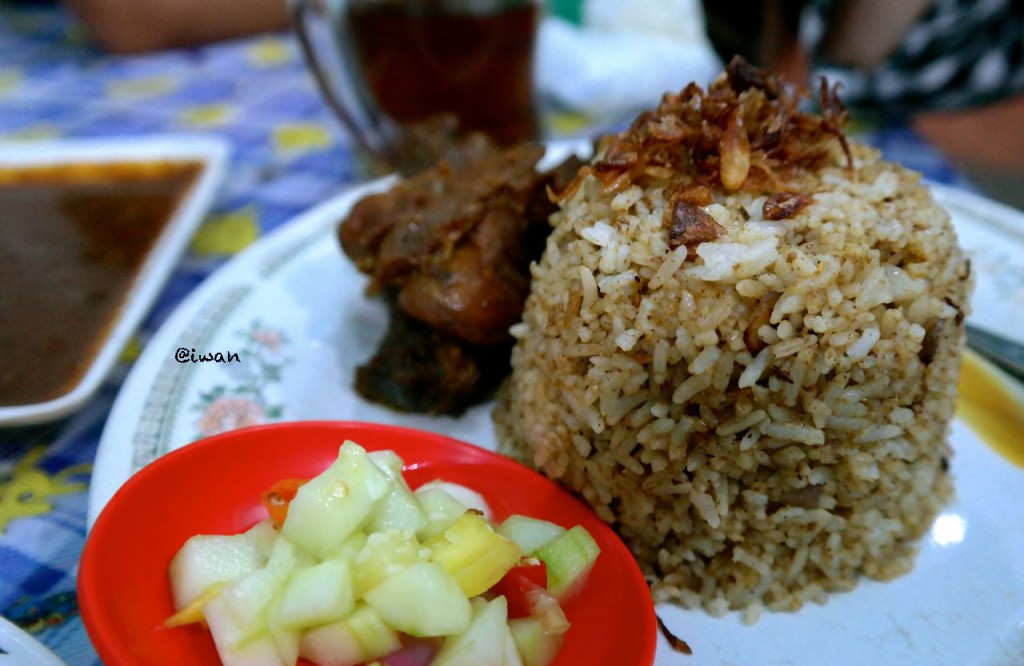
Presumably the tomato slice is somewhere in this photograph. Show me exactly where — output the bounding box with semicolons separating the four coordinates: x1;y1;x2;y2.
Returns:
260;477;307;528
489;558;548;619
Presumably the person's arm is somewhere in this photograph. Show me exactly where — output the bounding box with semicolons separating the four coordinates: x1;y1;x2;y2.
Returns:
760;0;808;86
65;0;291;54
816;0;932;68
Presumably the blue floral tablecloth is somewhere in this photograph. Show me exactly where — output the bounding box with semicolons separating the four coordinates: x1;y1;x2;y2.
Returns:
0;4;971;664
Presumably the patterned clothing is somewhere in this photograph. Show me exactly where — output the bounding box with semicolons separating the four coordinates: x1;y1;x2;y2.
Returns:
806;0;1024;114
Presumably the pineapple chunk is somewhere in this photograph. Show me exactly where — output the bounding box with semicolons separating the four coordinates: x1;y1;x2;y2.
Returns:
426;513;521;597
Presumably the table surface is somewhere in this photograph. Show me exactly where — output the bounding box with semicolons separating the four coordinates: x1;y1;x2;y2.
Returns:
0;4;976;664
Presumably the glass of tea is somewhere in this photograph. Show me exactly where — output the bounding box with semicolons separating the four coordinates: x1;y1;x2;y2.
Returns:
291;0;543;175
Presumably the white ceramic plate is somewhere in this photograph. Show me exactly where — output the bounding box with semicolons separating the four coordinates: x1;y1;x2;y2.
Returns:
89;176;1024;665
0;616;66;666
0;135;229;426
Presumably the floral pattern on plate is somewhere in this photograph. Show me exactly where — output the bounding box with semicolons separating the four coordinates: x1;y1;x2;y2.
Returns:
191;320;289;439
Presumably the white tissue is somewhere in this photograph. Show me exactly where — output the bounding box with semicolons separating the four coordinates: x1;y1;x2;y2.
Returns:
536;0;722;123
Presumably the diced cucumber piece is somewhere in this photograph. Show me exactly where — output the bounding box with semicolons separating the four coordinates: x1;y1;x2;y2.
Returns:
243;520;279;559
269;535;308;569
433;596;522;666
426;513;521;598
342;602;403;660
220;571;284;648
414;487;469;540
368;449;405;475
221;537;301;631
266;613;301;666
503;625;525;666
351;529;428;597
363;562;471;637
204;595;288;666
416;480;492;520
334;531;368;561
298;621;361;666
368;451;428;533
369;484;427;533
497;516;566;556
298;604;400;666
272;558;354;630
282;441;392;558
509;617;564;666
534;525;600;598
168;533;267;611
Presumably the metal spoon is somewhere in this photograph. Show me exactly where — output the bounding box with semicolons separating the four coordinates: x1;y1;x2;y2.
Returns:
966;324;1024;384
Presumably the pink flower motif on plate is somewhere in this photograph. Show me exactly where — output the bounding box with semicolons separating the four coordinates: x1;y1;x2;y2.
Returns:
190;320;288;439
250;328;283;353
197;397;266;437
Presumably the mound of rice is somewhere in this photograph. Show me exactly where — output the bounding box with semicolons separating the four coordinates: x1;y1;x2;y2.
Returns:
494;61;973;619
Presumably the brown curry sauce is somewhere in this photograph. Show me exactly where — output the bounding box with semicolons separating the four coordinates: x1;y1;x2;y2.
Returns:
0;160;201;406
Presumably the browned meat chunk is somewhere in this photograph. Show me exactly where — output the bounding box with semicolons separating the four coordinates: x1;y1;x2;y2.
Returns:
354;300;512;415
339;133;583;414
398;205;532;345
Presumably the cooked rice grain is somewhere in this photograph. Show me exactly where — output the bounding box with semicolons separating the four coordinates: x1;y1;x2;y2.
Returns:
494;144;972;617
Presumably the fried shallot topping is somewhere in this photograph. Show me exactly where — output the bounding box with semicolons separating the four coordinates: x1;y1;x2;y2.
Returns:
656;615;693;655
744;291;782;353
763;191;814;220
567;56;852;200
668;200;725;252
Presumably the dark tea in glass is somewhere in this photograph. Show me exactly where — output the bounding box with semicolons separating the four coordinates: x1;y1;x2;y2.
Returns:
347;0;540;146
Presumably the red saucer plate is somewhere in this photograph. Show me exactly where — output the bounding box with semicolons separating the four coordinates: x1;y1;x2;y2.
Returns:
79;421;656;666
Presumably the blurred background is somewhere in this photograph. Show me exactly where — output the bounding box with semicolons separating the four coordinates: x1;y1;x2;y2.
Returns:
2;0;1022;207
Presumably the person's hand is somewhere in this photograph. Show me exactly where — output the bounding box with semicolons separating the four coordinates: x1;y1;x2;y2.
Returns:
65;0;290;53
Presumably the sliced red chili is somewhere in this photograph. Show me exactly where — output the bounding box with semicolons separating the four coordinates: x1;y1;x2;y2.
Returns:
261;477;307;528
489;558;548;619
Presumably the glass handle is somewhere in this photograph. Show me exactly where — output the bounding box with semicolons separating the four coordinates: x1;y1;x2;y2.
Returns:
289;0;390;164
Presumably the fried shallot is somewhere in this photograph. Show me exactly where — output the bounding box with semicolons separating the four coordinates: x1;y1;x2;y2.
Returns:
564;56;852;200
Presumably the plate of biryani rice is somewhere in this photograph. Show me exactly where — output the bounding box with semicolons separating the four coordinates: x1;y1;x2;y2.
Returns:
92;59;1024;665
